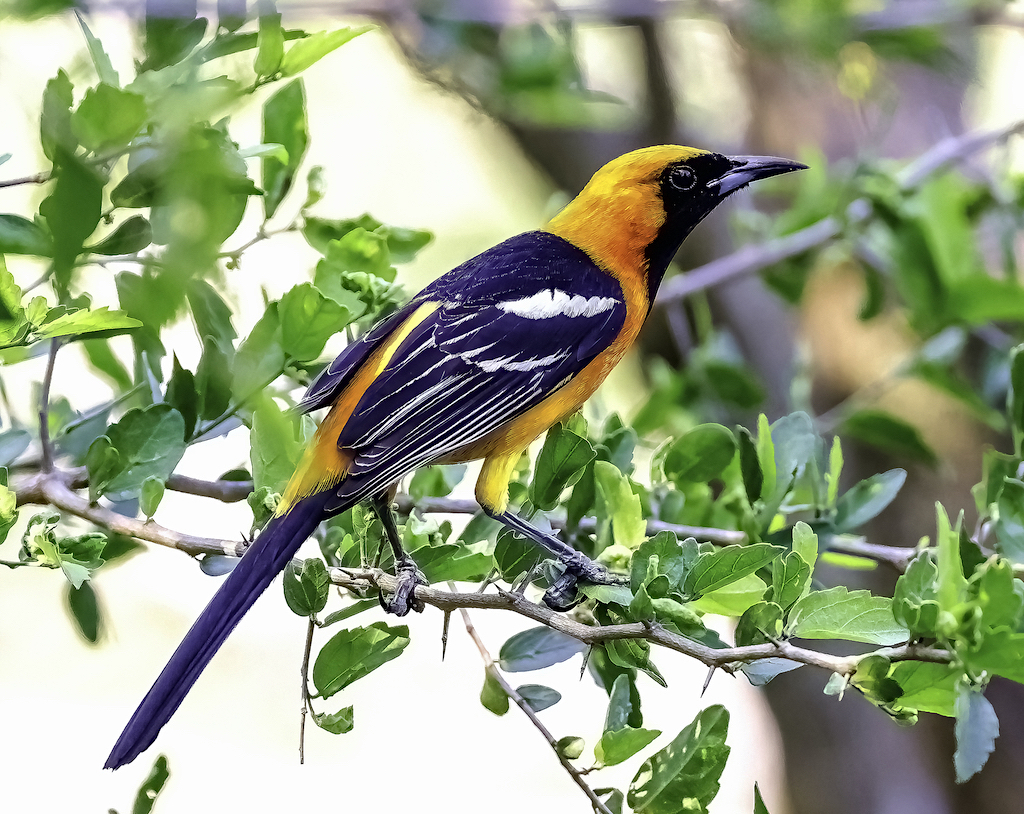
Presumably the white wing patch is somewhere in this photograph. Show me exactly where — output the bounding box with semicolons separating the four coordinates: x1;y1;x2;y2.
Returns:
476;350;571;373
497;288;619;320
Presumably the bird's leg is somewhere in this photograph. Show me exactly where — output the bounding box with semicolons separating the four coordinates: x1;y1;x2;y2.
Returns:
484;508;627;611
369;492;426;617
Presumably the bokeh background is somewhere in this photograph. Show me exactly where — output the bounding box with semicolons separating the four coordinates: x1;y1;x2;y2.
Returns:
2;1;1024;812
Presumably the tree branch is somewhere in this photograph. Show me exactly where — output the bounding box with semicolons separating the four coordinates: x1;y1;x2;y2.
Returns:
457;602;614;814
655;117;1024;305
38;339;60;473
334;567;951;676
15;469;245;557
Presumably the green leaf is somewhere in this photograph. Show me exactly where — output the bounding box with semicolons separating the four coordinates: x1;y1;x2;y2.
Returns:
759;552;807;624
493;527;536;582
556;736;585;760
283;558;330;616
954;686;998;783
312;622;410;698
40;70;76;163
35;306;142;340
75;11;119;86
0;214;52;256
195;336;232;421
0;477;18;545
825;436;843;507
771;411;816;486
630;532;693;595
0;429;31;467
683;544;783;599
791;521;818;569
480;671;510;716
663;424;737;485
756;414;777;500
605;674;634;732
963;629;1024;684
516;684;561;712
131;754;170;814
278;282;351;361
628;705;730;814
250;395;305;494
254;11;284;77
754;783;771;814
529;424;596;511
594;460;645;549
841;410;938;466
736;426;763;506
39;149;102;292
321;599;378;627
690;573;767;617
139;476;165;519
233;303;285;396
65;581;102;644
995;477;1024;565
892;552;940;637
605;637;666;687
70;84;147;152
735;601;784;646
788;587;909;645
280;26;371;76
409;464;466;502
889;661;959;716
596;728;662;767
187;279;236;353
165;355;198;437
313;706;354;734
262;79;308;218
87;216;152;255
87;404;186;502
834;469;907;532
408;542;491;584
498;626;587;672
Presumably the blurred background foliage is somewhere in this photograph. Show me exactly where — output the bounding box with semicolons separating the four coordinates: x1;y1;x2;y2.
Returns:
4;1;1024;813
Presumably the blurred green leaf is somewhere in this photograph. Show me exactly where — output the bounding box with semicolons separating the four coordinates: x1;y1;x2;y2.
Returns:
87;216;152;256
842;410;937;467
233;303;285;396
131;754;170;814
254;11;284;77
70;84;147;152
65;581;102;644
596;727;661;767
40;70;76;162
75;11;118;86
0;214;52;256
139;475;165;520
39;149;103;292
409;464;467;502
281;26;371;77
250;395;305;494
834;469;907;532
516;684;561;713
262;79;308;218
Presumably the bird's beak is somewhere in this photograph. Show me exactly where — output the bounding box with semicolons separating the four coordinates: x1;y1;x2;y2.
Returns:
712;155;808;196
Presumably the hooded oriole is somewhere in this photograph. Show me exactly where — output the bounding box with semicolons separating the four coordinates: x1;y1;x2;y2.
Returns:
105;145;805;769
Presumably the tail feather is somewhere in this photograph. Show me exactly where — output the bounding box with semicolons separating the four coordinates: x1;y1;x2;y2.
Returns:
104;491;335;770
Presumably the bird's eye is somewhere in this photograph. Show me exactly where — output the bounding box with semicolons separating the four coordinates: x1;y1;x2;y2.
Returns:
669;166;697;191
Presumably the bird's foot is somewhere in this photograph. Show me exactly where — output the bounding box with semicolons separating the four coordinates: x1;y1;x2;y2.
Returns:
379;556;427;616
542;551;628;612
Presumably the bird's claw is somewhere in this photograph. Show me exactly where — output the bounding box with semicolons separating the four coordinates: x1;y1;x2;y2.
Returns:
542;552;627;612
379;558;427;616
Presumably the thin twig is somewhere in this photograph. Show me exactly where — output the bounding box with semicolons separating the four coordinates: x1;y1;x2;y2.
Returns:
299;616;316;765
38;339;61;473
0;171;50;189
656;117;1024;305
455;598;615;814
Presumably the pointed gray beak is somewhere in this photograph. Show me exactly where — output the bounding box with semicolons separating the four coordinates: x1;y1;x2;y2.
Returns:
712;155;808;196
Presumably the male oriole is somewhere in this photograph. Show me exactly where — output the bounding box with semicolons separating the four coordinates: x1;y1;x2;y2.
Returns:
105;145;805;769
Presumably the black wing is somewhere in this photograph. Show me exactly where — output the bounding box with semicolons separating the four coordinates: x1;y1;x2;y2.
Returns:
314;231;626;503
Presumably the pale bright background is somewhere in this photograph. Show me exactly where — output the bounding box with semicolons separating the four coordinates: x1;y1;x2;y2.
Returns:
1;6;1022;813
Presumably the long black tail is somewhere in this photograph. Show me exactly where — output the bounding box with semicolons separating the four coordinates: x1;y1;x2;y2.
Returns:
104;490;335;769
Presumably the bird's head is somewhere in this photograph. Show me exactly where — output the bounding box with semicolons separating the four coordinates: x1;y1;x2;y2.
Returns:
546;145;806;302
